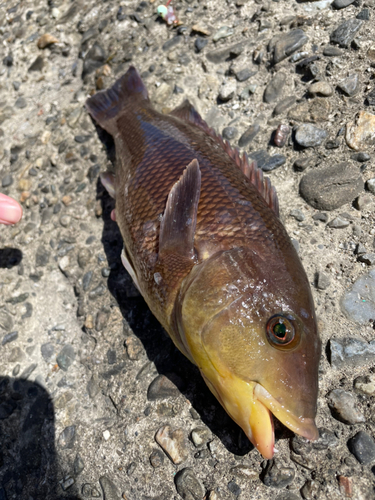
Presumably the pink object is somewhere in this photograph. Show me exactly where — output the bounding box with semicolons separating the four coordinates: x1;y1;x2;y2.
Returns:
0;193;23;225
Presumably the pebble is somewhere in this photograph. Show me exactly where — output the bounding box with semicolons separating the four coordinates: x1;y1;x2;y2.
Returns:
301;480;321;499
87;375;100;399
346;111;375;151
367;178;375;194
263;460;295;489
357;253;375;266
15;97;27;108
213;26;234;42
124;335;143;360
357;8;370;20
28;55;44;72
274;124;290;147
348;431;375;464
174;468;205;500
338;476;353;498
206;42;245;64
147;374;182;400
195;37;208;53
58;425;76;449
323;46;343;56
299;162;363;210
2;174;13;188
56;344;76;371
41;342;55;361
354;374;375;396
294;156;317;172
234;68;256;82
155;425;189;464
218;80;237;102
332;0;356;8
264;72;286;103
326;389;365;424
162;35;183;52
337;74;359;96
275;494;300;500
327;216;350;229
2;331;18;345
190;427;212;447
295;124;327;148
273;96;296;116
99;476;120;500
341;269;375;324
352;152;370;163
316;271;330;290
273;29;308;64
82;42;106;78
329;337;375;369
37;33;58;49
238;123;260;147
153;82;172;104
227;481;241;497
249;150;286;171
330;18;363;48
150;449;164;468
222;127;238;140
308;81;333;97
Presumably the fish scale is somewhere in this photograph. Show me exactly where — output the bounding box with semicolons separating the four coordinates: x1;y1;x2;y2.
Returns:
86;66;321;459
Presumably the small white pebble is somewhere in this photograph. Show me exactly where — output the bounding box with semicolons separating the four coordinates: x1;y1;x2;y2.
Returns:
103;430;110;441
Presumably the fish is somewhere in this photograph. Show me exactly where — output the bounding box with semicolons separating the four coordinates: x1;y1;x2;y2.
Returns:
86;66;321;459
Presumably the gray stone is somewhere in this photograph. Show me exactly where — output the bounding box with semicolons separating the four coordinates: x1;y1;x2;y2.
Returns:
329;337;375;369
273;96;296;116
357;253;375;265
59;425;76;449
337;74;359;96
162;35;183;52
15;97;27;108
2;331;18;345
263;460;295;489
295;124;327;148
206;42;245;64
330;19;363;48
147;374;182;400
367;178;375;194
87;375;101;399
352;152;370;163
273;29;308;64
264;72;286;103
238;123;260;147
56;344;76;371
175;468;205;500
323;46;344;57
341;269;375;324
35;246;50;267
218;80;236;102
327;389;365;424
99;476;120;500
222;126;238;140
82;42;106;78
294;156;317;172
348;431;375;464
299;163;363;210
213;26;234;42
190;427;212;447
41;342;55;361
327;216;350;228
227;481;241;497
316;271;330;290
357;8;370;20
150;449;164;468
332;0;356;9
290;209;305;222
262;154;286;172
28;56;44;72
235;68;256;82
194;37;208;53
2;174;13;188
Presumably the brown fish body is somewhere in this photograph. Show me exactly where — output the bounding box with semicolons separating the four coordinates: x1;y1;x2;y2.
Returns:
87;67;321;458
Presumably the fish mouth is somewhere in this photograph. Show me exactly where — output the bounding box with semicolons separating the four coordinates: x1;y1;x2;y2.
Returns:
201;372;318;459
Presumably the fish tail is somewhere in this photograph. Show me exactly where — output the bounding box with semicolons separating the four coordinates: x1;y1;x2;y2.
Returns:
85;66;148;134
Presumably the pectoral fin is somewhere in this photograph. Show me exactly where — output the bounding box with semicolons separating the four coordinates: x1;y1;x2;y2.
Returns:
159;159;201;261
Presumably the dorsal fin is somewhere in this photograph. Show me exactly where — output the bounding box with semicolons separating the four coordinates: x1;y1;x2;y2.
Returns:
170;101;279;218
159;159;201;260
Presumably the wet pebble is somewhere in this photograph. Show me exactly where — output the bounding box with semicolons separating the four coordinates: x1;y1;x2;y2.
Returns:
147;374;182;400
295;124;327;148
263;460;295;489
330;18;363;47
56;344;76;371
327;389;365;424
329;337;375;369
155;425;189;464
175;468;205;500
59;425;76;449
348;431;375;464
341;269;375;324
299;162;363;210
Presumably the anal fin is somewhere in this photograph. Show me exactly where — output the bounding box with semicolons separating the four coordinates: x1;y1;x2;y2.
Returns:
159;159;201;261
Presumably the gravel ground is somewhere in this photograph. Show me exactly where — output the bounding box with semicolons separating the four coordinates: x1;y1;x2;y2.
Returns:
1;0;375;499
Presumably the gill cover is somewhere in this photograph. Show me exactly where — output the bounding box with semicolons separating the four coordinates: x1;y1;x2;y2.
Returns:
177;247;320;458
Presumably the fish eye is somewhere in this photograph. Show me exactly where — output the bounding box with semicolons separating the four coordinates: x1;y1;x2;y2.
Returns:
266;315;300;350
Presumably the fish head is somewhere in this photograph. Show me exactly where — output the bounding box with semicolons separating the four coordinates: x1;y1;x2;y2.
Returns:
177;246;321;459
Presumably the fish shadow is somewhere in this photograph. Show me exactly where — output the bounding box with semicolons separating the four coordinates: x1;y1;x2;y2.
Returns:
97;181;253;457
0;376;81;500
0;248;22;268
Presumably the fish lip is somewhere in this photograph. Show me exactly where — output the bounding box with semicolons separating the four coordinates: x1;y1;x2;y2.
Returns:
254;382;319;442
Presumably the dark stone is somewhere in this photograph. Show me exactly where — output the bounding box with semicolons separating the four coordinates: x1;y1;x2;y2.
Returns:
228;481;241;497
3;54;13;66
82;42;106;78
59;425;76;449
323;46;343;56
330;18;363;48
74;454;85;476
299;163;363;210
332;0;355;9
337;74;359;96
262;154;286;172
147;374;183;400
329;338;375;369
356;9;370;20
273;29;308;64
162;36;183;52
235;68;256;82
175;468;205;500
2;331;18;345
365;88;375;106
107;349;117;365
28;56;44;72
41;342;55;361
74;135;92;143
195;37;208;53
348;431;375;464
14;97;27;109
56;344;76;371
264;72;286;103
150;449;164;468
238;123;260;147
2;174;13;188
352;152;370;162
263;460;295;488
99;476;120;500
206;42;245;63
35;246;50;267
295;124;327;148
